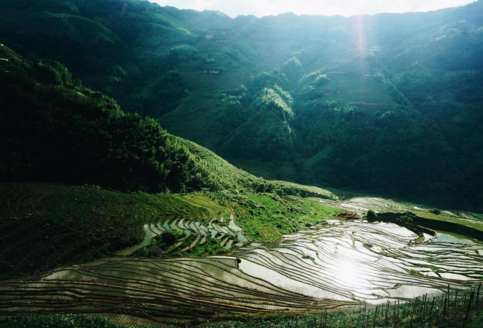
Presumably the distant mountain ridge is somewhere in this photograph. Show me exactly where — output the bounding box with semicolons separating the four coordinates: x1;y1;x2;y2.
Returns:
1;0;483;209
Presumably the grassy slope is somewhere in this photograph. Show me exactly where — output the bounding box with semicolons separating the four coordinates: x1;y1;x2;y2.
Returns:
319;71;398;113
241;193;339;241
162;93;302;183
304;51;399;113
172;135;335;199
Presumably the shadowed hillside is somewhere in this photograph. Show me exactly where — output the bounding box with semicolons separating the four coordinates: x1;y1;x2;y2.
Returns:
0;45;333;200
1;0;482;209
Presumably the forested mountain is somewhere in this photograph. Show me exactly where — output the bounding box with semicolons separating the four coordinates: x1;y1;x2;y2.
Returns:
1;0;483;209
0;45;225;193
0;45;330;198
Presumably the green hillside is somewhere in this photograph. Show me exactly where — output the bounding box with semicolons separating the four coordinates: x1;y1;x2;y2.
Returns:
0;44;332;198
2;0;480;209
0;182;340;280
0;0;480;209
0;45;341;280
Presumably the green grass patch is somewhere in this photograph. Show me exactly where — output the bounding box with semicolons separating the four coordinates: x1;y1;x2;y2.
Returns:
160;90;227;150
211;192;340;243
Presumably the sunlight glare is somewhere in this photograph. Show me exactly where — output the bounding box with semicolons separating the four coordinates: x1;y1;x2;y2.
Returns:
335;261;364;289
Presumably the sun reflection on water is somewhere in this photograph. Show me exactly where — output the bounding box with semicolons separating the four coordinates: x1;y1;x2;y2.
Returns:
334;258;366;291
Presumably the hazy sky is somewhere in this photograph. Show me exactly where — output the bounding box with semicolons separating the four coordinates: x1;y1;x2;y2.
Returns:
149;0;476;17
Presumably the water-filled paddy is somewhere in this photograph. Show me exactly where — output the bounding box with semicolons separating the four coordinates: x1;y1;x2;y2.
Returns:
232;221;483;304
1;220;482;323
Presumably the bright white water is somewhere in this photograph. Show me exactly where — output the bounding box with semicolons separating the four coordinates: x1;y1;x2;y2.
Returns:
3;221;483;318
230;221;483;304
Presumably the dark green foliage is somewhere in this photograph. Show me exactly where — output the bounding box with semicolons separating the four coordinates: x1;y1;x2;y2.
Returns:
217;71;295;161
0;50;216;193
123;70;190;117
0;58;165;192
0;46;334;200
225;47;250;66
38;12;119;45
0;0;198;105
1;0;483;210
231;41;258;59
221;88;295;160
34;60;73;86
167;45;200;66
366;210;376;218
399;212;416;223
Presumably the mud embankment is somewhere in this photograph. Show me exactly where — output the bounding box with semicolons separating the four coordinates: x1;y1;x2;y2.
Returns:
368;212;483;241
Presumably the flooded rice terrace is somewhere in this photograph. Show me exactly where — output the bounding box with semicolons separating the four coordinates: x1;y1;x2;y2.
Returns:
232;221;483;304
2;220;483;323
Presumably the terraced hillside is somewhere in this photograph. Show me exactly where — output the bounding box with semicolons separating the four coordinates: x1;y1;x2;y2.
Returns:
0;183;229;279
0;183;341;280
0;182;345;325
2;216;483;326
2;183;483;326
0;257;354;326
1;1;483;326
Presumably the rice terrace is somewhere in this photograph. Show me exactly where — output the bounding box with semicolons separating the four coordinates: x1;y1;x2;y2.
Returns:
1;183;483;327
2;0;483;327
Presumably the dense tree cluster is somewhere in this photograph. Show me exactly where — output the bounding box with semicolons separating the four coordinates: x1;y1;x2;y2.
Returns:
0;53;226;193
0;48;327;199
215;57;483;209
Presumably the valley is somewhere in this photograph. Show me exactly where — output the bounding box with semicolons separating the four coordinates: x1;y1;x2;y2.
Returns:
1;0;483;327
